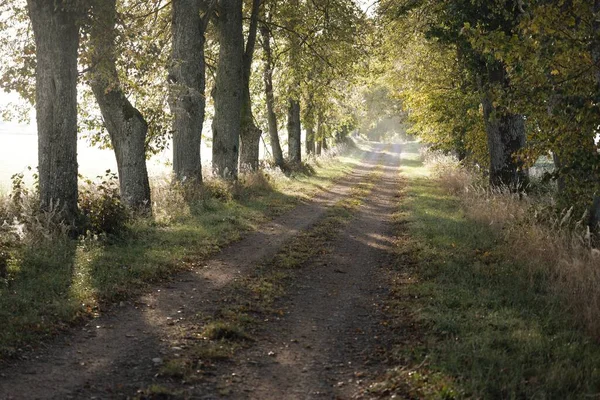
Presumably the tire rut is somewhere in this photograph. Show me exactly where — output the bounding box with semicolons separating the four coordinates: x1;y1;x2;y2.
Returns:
0;143;388;400
204;143;403;399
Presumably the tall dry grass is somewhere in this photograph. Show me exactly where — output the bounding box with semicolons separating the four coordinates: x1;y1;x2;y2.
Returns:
425;150;600;337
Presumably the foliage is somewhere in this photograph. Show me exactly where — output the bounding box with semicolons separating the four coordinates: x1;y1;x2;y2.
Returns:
78;171;130;236
376;0;600;213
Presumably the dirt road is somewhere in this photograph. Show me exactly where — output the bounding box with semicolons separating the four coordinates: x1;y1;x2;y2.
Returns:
0;142;403;399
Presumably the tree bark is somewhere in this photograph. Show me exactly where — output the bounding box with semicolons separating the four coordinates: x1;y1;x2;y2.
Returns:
304;94;315;155
239;0;262;172
169;0;211;184
479;65;527;190
212;0;244;178
287;99;301;164
27;0;80;221
89;0;151;213
305;124;315;155
589;0;600;229
260;21;284;169
316;113;324;155
286;0;301;165
481;95;527;188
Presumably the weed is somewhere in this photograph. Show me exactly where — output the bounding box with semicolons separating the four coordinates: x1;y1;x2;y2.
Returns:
202;321;252;342
159;359;190;379
79;171;130;237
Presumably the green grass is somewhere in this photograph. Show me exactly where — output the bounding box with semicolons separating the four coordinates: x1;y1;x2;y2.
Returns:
377;143;600;399
0;148;364;359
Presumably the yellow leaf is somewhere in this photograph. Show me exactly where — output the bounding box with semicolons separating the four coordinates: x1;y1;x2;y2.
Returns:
551;69;560;76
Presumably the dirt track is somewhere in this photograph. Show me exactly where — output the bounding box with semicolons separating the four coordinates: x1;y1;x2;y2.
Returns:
0;142;403;400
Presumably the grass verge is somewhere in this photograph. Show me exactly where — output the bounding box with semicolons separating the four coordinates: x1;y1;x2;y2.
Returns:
371;142;600;399
0;146;364;360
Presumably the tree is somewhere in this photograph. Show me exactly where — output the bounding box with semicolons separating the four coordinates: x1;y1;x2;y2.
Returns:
379;0;528;188
260;12;285;168
284;0;302;165
88;0;151;213
26;0;82;221
212;0;244;178
169;0;215;184
239;0;263;171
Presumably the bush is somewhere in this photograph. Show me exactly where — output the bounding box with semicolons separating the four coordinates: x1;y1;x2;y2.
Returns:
79;171;130;236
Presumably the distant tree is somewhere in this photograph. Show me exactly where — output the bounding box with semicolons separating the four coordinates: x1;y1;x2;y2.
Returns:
285;0;302;165
239;0;263;171
260;10;285;169
212;0;244;178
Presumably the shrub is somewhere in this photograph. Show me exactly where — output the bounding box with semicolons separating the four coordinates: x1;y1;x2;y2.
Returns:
79;171;130;236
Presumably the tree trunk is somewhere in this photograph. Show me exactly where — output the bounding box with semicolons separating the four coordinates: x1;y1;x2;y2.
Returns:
286;0;301;165
305;124;315;155
322;137;329;151
479;65;527;190
304;93;315;156
260;21;284;169
89;0;151;213
287;99;301;164
239;0;262;172
212;0;244;178
169;0;209;184
481;95;527;189
316;113;324;155
589;0;600;229
552;152;566;194
27;0;80;221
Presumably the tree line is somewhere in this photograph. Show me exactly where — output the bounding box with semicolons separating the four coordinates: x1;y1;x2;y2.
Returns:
0;0;366;222
377;0;600;227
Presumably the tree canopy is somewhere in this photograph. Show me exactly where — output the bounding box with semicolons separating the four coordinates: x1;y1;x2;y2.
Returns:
0;0;599;224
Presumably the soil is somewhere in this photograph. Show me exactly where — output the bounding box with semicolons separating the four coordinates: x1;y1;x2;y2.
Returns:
0;142;404;400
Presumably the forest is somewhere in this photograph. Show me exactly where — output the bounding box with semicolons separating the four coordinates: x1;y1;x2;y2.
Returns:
1;0;600;398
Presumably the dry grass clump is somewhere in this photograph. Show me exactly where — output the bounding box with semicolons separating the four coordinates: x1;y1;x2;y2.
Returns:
425;149;600;337
151;170;277;223
422;150;478;195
